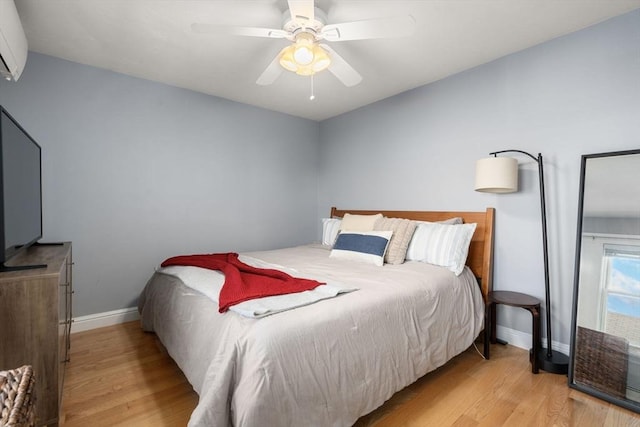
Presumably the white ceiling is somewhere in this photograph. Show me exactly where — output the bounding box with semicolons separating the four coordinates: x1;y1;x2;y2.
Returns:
14;0;640;121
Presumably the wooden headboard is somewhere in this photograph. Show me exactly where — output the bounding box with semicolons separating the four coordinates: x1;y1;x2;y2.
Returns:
330;207;495;300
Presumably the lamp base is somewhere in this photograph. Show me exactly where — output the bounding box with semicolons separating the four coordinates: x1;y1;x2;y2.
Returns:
536;347;569;375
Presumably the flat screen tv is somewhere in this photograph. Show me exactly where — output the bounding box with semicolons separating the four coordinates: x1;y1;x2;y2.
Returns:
0;106;43;270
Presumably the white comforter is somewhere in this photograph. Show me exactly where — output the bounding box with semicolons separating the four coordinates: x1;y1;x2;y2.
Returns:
138;244;485;427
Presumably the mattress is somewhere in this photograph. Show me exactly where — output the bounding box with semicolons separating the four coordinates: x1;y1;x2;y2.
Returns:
138;244;485;426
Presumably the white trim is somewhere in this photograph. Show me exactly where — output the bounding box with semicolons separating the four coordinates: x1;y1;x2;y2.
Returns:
71;307;139;333
496;325;570;355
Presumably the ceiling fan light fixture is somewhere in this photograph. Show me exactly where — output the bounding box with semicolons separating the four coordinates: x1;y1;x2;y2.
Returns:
292;33;315;65
279;34;331;76
279;46;298;72
311;45;330;72
296;66;315;76
293;45;314;65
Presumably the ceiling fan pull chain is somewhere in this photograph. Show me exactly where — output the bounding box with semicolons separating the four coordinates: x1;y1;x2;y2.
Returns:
309;74;315;101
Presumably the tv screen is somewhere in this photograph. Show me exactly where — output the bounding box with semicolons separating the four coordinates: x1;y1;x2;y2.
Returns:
0;106;42;264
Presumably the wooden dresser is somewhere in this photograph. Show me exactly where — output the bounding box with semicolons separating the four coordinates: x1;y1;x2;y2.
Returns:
0;242;73;426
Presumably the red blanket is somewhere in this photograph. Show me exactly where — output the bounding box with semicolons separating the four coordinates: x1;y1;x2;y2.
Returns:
161;253;323;313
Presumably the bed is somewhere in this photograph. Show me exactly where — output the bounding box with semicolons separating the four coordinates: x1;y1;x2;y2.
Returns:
138;207;495;426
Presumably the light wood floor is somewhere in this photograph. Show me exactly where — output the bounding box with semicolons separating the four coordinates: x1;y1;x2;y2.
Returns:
60;321;640;427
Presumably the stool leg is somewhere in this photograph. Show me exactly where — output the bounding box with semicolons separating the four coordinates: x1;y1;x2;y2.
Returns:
484;302;491;359
530;305;540;374
490;302;497;344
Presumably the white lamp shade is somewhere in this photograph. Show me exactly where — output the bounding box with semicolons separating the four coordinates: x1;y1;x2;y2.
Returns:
475;157;518;193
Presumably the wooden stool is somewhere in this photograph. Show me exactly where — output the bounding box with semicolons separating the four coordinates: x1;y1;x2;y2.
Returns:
484;290;541;374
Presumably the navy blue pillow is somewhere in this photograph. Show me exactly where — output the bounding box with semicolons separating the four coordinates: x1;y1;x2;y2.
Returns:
329;231;393;266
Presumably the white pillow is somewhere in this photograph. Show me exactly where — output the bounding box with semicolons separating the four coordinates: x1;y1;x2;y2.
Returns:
340;213;383;232
322;218;342;246
405;222;477;275
437;217;463;225
406;219;464;259
414;217;463;225
330;230;393;266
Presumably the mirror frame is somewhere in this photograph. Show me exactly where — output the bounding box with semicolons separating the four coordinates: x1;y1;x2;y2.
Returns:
569;148;640;413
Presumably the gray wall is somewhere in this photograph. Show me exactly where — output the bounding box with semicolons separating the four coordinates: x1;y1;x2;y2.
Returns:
0;53;319;316
318;10;640;348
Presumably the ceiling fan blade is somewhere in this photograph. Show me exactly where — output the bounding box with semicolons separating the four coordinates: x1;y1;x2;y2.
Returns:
287;0;315;25
256;49;286;86
320;44;362;87
320;15;416;42
191;23;289;39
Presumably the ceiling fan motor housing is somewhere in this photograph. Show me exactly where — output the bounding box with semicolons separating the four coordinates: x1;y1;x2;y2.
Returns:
281;7;327;37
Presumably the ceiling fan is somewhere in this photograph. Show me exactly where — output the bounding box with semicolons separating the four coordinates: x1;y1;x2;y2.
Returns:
192;0;415;88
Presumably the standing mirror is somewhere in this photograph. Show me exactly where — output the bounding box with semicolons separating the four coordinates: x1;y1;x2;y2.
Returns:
570;149;640;413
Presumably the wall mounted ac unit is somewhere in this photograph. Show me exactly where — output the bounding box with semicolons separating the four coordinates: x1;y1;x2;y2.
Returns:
0;0;28;81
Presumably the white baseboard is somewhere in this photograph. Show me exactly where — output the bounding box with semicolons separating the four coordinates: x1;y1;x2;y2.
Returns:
71;307;140;333
496;325;570;355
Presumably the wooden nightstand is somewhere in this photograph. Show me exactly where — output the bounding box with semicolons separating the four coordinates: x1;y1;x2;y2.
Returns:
484;290;541;374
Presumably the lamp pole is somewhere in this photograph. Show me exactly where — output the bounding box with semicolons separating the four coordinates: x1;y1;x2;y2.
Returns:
490;150;568;374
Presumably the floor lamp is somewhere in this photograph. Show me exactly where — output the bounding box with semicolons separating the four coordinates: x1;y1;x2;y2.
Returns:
475;150;569;374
